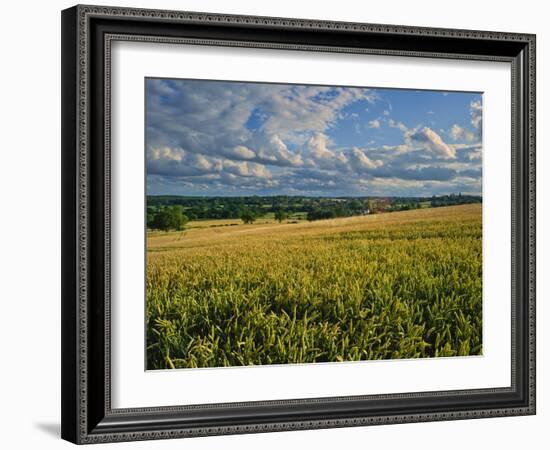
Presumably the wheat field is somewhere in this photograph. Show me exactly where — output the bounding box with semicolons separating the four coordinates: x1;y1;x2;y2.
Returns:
146;204;482;369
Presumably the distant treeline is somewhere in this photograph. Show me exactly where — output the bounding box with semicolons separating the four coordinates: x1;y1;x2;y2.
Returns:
147;194;481;228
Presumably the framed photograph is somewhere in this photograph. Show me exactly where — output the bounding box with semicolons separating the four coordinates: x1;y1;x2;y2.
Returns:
61;5;536;444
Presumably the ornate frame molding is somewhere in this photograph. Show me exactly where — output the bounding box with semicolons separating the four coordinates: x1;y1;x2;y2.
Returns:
61;5;536;444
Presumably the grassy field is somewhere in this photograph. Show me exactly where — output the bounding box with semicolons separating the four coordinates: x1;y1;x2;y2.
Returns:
146;204;482;369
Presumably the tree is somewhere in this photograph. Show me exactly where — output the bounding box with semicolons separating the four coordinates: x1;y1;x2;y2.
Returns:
306;208;336;221
274;208;288;223
349;199;363;212
151;206;188;231
146;206;156;229
367;199;374;214
240;209;256;224
170;205;188;230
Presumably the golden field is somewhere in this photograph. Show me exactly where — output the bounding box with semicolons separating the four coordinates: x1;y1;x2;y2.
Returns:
146;204;482;369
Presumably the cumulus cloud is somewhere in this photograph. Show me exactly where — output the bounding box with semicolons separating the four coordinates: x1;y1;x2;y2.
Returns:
223;160;272;178
407;127;456;159
147;79;375;171
147;145;273;182
304;133;349;172
462;146;482;161
470;100;482;129
146;79;482;196
349;148;383;170
255;134;304;167
449;144;483;165
147;147;218;177
259;85;375;141
388;119;408;132
450;124;476;142
307;133;335;160
468;150;482;161
229;145;256;160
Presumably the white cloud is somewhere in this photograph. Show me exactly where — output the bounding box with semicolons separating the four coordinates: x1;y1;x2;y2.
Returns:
147;79;376;171
260;134;304;167
467;149;482;161
149;146;183;162
307;133;337;160
248;163;272;179
407;127;456;159
350;148;383;170
450;124;476;142
147;145;275;181
147;147;218;177
470;100;482;129
388;119;408;132
223;160;272;178
146;79;482;196
260;86;375;141
381;144;411;155
229;145;256;159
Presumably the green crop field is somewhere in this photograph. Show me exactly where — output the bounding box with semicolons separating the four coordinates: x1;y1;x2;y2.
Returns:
146;203;482;369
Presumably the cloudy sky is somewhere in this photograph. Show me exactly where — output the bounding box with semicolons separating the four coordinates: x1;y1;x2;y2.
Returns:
146;78;482;197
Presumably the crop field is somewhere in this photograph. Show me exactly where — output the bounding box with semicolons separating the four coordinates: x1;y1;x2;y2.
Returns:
146;204;482;369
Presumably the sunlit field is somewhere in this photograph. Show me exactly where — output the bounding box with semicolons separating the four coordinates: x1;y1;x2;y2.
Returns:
145;204;482;369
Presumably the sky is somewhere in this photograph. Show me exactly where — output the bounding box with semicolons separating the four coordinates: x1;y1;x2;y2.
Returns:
146;78;482;197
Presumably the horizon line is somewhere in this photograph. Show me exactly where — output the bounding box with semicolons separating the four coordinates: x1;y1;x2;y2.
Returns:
147;193;482;199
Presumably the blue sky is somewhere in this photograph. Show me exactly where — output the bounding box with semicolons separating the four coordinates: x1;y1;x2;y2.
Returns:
146;78;482;197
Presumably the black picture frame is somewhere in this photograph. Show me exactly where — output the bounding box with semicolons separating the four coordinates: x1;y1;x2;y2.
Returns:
61;4;536;444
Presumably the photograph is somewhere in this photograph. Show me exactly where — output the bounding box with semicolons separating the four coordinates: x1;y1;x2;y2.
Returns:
57;3;536;445
145;78;484;370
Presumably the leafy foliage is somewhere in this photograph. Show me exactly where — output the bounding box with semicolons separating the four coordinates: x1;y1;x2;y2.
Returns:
146;194;481;221
274;208;288;223
240;209;256;224
149;205;188;231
